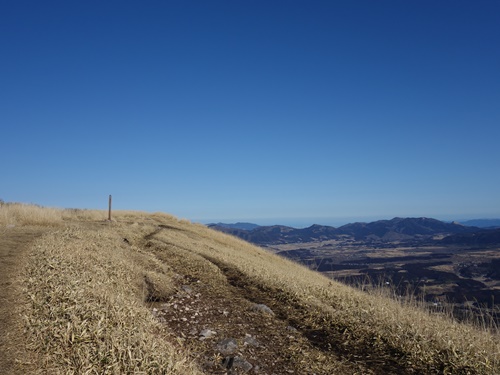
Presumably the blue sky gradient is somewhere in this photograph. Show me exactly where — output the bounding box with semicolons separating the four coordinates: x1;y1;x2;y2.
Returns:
1;1;499;227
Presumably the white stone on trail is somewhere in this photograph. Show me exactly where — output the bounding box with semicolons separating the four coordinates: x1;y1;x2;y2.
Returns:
243;334;260;347
216;338;238;355
199;329;217;340
250;303;275;315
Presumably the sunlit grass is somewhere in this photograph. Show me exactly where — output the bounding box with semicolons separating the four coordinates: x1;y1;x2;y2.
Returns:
23;225;202;374
0;202;63;226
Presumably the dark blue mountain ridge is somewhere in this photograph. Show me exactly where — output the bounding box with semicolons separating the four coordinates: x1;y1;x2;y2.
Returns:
208;217;482;245
337;217;473;239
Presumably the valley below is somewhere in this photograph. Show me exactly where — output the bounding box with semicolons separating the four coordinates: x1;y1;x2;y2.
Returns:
210;218;500;325
269;240;500;315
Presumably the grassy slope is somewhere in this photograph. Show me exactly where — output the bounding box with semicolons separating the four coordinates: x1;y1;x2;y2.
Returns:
2;204;499;374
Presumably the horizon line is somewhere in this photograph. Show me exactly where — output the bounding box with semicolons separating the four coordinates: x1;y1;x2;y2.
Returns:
195;214;500;229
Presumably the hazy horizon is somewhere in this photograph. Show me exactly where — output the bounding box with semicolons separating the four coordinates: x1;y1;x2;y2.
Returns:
197;213;500;229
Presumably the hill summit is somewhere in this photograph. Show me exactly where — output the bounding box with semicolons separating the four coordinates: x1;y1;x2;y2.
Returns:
1;204;499;374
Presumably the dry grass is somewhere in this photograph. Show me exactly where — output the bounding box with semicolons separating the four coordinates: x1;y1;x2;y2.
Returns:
61;208;107;222
0;202;162;227
0;203;63;226
6;204;500;373
22;224;202;374
146;216;500;374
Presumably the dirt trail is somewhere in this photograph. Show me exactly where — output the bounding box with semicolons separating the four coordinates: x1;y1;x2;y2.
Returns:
0;227;47;375
142;228;380;375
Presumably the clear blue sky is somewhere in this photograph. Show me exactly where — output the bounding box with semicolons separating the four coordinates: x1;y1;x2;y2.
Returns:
1;1;499;227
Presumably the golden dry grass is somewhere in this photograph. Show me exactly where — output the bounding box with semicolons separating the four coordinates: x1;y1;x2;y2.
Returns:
0;203;63;226
0;202;164;227
3;204;500;374
22;225;202;375
148;220;500;373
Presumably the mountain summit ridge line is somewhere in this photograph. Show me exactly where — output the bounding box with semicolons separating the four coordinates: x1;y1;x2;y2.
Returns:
208;217;491;245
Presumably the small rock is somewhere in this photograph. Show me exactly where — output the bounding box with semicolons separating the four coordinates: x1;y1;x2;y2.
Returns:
243;334;260;347
233;356;253;372
223;356;253;372
216;338;238;355
199;329;217;340
181;285;193;294
250;303;274;316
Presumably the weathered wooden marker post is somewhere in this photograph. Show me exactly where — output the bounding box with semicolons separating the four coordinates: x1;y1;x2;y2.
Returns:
108;194;112;221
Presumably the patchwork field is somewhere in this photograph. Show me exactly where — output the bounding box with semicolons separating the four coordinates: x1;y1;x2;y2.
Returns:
268;239;500;324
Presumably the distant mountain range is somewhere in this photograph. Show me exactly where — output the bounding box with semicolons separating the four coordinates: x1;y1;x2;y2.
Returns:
458;219;500;228
208;217;486;245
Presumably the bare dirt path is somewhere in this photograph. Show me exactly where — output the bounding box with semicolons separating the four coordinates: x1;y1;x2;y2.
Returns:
0;227;47;375
142;227;382;375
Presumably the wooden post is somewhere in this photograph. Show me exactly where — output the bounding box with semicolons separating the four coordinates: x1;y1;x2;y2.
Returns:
108;195;112;221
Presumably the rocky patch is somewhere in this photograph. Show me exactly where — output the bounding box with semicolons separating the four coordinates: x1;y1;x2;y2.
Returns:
145;257;359;374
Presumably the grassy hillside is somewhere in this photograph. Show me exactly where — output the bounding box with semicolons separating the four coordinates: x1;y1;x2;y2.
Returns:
1;203;500;374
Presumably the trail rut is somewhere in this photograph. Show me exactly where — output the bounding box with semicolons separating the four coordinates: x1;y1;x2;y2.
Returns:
0;227;46;374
